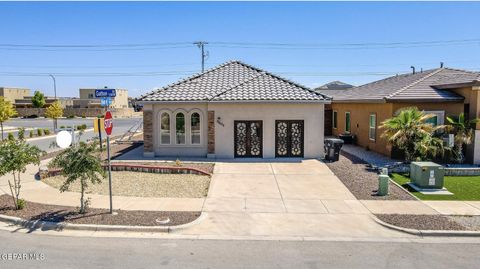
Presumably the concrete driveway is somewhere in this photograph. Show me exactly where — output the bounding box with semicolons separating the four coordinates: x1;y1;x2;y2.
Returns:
178;159;411;239
203;160;364;214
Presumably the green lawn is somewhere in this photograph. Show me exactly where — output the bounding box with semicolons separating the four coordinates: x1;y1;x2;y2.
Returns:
391;173;480;201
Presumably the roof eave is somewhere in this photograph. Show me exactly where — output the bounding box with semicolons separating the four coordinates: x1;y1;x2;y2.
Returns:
385;97;465;103
432;80;480;90
331;98;387;104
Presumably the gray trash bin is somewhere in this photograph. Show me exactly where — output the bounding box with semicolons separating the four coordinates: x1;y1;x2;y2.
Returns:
324;138;344;162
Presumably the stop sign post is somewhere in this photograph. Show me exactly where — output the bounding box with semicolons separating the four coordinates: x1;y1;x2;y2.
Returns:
104;110;114;214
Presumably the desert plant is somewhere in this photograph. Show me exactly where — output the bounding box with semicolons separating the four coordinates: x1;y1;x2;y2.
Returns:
17;127;25;140
49;141;105;213
37;128;42;136
29;130;33;138
446;113;480;163
45;100;63;131
0;140;44;209
380;107;444;162
43;128;51;135
0;97;17;141
7;132;14;141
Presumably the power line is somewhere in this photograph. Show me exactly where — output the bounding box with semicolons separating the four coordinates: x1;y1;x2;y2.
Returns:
0;38;478;51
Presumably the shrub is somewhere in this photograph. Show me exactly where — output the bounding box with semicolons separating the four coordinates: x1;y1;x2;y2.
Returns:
36;129;42;136
29;130;33;138
60;125;65;129
43;129;51;135
67;115;75;119
17;128;25;140
81;114;86;118
7;133;14;141
16;199;26;210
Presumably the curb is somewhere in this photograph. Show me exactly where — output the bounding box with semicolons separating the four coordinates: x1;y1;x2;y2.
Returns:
0;211;207;233
371;215;480;237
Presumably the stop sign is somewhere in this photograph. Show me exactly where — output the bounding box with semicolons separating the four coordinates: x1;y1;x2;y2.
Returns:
104;110;113;136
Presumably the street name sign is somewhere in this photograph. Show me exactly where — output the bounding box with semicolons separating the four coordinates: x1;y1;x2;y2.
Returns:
95;89;116;98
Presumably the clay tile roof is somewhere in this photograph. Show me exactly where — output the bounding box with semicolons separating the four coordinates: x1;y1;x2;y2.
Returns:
138;61;329;102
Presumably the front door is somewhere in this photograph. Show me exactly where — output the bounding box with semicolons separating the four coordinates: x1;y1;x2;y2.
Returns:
275;120;304;157
234;121;263;158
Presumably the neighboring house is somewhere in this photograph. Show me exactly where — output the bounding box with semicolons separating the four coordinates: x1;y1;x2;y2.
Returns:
319;67;480;164
314;81;354;136
78;88;129;108
138;61;330;159
0;87;30;104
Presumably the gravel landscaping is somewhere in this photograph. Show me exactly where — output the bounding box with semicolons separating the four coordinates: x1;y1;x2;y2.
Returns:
448;216;480;231
326;153;415;200
0;195;200;226
42;171;211;198
376;214;467;231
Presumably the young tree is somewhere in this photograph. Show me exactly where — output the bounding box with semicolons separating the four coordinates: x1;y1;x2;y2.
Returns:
0;97;17;141
380;107;443;162
446;113;479;163
45;100;63;131
31;90;46;117
0;140;44;209
49;141;105;213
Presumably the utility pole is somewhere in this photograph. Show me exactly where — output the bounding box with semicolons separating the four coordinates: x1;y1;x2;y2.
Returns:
194;41;208;72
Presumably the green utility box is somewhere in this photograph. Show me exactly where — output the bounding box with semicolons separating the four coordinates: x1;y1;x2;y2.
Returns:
377;174;389;196
410;162;444;189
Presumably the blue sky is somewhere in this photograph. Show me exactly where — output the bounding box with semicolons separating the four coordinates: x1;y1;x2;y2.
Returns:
0;1;479;98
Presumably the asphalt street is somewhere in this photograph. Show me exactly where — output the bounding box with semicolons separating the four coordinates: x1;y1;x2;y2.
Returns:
3;118;142;152
0;230;479;269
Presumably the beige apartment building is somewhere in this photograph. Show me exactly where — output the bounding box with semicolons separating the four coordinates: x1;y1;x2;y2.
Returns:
0;87;30;103
79;88;129;108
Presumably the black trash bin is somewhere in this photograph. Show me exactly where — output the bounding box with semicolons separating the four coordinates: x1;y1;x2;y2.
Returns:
324;138;344;162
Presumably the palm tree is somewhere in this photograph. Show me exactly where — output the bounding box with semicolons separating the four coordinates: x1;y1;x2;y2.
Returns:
446;113;479;164
380;107;443;162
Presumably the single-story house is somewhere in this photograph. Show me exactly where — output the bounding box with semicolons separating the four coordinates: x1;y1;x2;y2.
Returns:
314;81;354;136
138;61;330;159
317;66;480;164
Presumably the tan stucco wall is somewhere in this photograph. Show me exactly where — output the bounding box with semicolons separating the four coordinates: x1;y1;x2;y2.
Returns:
0;87;30;104
149;103;209;157
209;102;325;159
331;103;394;155
79;88;129;108
331;101;463;156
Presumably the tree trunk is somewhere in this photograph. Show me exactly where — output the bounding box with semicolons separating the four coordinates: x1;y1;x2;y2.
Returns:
7;180;17;210
1;122;3;141
456;143;465;164
15;171;21;203
80;180;85;214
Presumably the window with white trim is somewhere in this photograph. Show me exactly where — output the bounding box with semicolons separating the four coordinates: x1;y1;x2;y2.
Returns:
175;112;186;144
191;112;201;144
345;112;351;133
423;110;445;127
369;113;376;141
160;112;170;144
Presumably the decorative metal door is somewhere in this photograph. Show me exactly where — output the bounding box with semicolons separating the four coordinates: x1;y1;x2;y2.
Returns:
234;121;263;158
275;120;304;157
